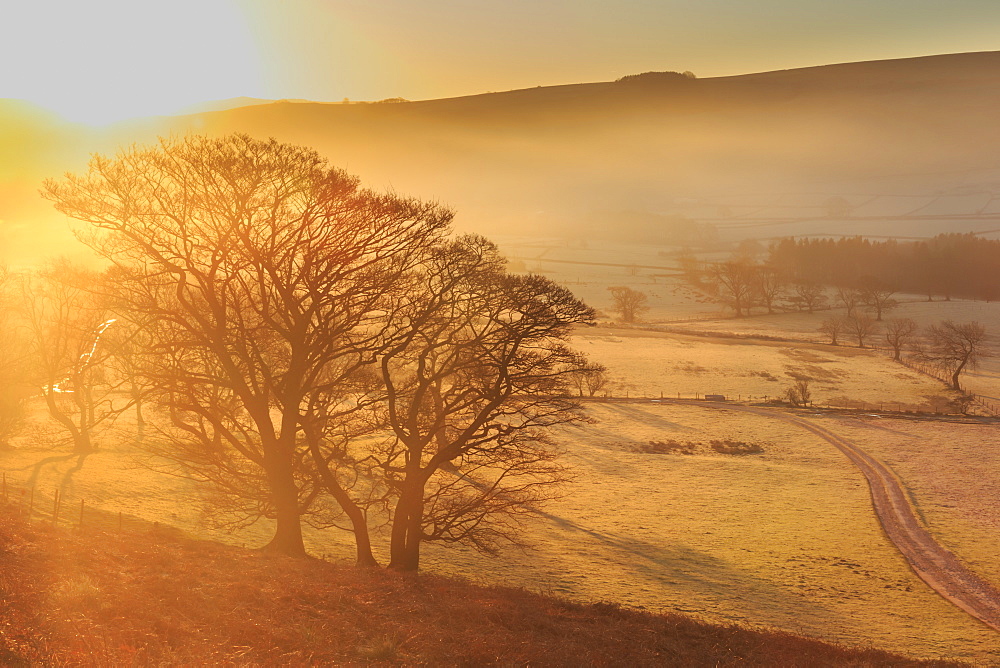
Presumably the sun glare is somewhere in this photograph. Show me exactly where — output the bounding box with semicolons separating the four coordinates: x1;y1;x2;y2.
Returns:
0;0;265;126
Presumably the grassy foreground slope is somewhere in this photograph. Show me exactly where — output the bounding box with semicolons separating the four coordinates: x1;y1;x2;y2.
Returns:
0;509;958;667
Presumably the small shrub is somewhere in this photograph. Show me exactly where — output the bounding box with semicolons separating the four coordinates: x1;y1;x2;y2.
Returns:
638;440;697;455
636;440;765;456
785;379;812;407
950;394;976;415
709;440;764;455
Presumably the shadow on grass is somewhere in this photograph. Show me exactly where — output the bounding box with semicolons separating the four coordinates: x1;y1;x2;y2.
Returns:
586;403;698;436
528;505;843;628
19;452;80;488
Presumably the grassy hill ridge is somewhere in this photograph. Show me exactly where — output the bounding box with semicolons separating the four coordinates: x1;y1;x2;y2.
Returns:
6;50;1000;263
0;506;961;666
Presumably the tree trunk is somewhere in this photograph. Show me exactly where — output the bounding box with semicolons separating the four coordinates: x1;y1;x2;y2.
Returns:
388;495;410;569
389;485;424;572
327;479;379;567
951;359;967;391
261;456;306;557
73;430;93;455
306;439;379;567
352;519;379;568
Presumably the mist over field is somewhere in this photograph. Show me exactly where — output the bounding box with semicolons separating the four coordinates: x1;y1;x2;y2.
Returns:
6;51;1000;264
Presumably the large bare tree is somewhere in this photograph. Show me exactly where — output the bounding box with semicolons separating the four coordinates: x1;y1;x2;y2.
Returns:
43;134;450;557
836;286;861;318
373;236;594;571
818;317;848;346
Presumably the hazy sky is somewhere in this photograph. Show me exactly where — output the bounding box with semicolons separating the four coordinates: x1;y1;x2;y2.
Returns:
4;0;1000;124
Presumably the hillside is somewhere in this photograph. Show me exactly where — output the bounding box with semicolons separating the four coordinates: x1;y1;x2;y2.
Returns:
0;506;959;666
5;51;1000;262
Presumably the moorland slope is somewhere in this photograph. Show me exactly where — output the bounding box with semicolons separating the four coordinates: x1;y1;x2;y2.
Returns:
0;506;960;666
5;51;1000;260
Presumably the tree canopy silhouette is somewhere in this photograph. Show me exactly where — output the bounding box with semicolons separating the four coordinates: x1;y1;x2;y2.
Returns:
43;134;451;557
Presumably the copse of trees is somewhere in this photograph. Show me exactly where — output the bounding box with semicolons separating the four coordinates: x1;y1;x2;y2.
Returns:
615;70;696;84
40;134;596;569
45;134;451;557
769;234;1000;301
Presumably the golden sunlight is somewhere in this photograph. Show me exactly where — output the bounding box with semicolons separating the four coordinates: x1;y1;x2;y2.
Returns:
0;0;264;125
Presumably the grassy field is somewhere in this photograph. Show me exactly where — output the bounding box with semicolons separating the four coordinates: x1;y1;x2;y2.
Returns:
4;399;1000;663
820;414;1000;586
4;239;1000;663
571;326;963;412
498;235;1000;403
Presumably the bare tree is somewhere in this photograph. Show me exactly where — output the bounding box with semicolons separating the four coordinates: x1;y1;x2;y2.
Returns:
923;320;989;391
375;236;594;571
607;286;648;323
22;262;129;455
567;355;609;397
818;317;848;346
787;282;827;314
846;313;879;348
100;315;157;438
582;362;609;397
859;277;897;321
43;134;449;558
836;286;862;318
785;379;812;407
676;250;702;287
709;261;756;317
752;265;784;314
883;317;918;361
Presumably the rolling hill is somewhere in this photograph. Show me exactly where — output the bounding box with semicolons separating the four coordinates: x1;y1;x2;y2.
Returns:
5;51;1000;262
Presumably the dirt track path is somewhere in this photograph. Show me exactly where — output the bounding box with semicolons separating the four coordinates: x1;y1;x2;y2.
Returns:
691;400;1000;632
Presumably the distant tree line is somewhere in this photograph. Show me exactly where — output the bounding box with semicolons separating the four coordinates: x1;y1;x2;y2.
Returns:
768;234;1000;301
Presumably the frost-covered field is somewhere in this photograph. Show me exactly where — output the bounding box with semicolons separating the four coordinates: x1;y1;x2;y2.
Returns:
4;238;1000;663
572;326;963;411
4;400;999;663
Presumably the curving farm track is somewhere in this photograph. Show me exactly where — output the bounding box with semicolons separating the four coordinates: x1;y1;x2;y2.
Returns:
688;400;1000;631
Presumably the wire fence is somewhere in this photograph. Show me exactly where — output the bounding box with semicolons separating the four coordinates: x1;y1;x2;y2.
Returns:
1;471;142;536
583;390;984;417
584;342;999;418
